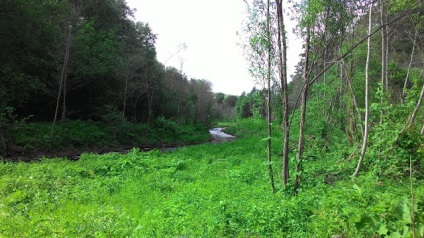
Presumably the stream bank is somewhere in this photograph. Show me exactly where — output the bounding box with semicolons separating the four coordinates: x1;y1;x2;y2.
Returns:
2;128;236;162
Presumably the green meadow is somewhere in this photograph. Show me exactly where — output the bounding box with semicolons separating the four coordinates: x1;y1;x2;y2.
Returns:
1;119;423;237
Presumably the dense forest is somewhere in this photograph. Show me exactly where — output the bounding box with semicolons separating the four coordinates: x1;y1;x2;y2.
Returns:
241;0;423;185
0;0;238;155
1;0;424;237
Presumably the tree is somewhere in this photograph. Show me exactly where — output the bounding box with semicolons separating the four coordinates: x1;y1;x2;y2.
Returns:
266;0;276;193
275;0;290;187
243;0;276;191
0;0;66;119
51;0;79;139
353;2;373;177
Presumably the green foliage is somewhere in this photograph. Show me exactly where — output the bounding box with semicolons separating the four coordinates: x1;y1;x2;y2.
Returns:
1;118;423;237
236;89;265;119
8;119;209;154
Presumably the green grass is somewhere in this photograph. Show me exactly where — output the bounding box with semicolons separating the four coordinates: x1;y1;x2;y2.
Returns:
1;118;423;237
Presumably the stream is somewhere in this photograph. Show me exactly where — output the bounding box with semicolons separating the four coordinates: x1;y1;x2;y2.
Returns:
209;127;236;143
2;128;236;162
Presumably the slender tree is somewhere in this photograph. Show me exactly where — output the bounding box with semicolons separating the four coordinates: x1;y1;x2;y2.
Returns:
399;72;424;135
51;1;77;139
379;0;389;123
275;0;290;186
242;0;276;192
402;28;419;103
294;26;310;191
266;0;276;193
353;2;373;177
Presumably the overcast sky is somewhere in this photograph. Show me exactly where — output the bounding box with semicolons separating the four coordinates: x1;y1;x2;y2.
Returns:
125;0;302;95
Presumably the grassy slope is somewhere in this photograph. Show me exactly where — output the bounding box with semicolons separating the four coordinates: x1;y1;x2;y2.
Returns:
0;119;423;237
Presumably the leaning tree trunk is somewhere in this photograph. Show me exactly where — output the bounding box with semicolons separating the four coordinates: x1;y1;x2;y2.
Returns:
342;62;364;138
353;3;373;177
294;27;310;192
394;78;424;147
402;28;418;103
400;80;424;135
51;24;72;139
123;72;129;117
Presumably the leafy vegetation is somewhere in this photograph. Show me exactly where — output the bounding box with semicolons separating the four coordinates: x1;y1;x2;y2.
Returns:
0;0;237;157
1;0;423;236
1;119;423;237
4;118;209;156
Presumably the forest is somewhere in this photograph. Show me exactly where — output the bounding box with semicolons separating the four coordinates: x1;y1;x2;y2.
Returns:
1;0;424;237
0;0;239;155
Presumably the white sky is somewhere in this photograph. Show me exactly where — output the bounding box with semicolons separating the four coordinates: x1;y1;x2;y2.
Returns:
126;0;302;95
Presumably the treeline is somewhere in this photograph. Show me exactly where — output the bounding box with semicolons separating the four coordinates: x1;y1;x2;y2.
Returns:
241;0;424;191
0;0;240;126
0;0;242;155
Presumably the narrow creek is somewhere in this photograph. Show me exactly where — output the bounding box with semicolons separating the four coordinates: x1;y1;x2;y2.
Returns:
209;127;236;143
2;128;236;162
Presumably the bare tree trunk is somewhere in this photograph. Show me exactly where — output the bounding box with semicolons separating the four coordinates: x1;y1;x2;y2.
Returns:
133;95;139;122
421;124;424;135
264;0;275;193
353;3;373;177
147;91;153;126
275;0;290;186
342;62;364;138
51;74;64;139
399;81;424;135
307;0;420;87
123;73;128;116
51;25;72;139
402;28;418;103
0;131;6;154
294;27;310;191
380;0;388;123
410;156;416;238
61;54;69;122
323;58;327;120
265;0;275;193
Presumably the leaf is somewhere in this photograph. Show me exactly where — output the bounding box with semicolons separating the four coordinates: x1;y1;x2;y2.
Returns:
417;223;424;237
378;224;388;235
352;183;362;195
388;231;401;238
401;200;412;223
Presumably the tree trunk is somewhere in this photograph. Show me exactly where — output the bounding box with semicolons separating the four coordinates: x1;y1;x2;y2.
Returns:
353;3;373;177
275;0;290;186
0;131;6;154
380;0;388;123
61;50;69;123
147;89;154;126
294;27;310;191
266;0;275;193
402;28;418;103
123;72;128;116
342;62;364;138
400;81;424;135
307;1;419;87
51;24;72;139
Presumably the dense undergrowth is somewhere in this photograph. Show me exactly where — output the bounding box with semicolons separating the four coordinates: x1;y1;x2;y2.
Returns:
2;117;210;156
0;119;423;237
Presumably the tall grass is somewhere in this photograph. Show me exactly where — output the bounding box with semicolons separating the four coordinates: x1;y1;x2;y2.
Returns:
1;119;423;237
